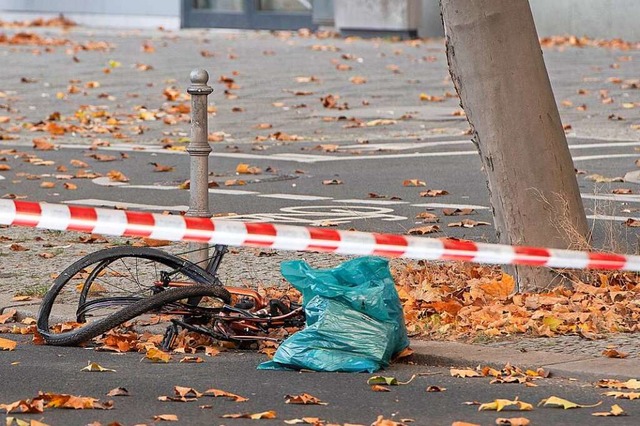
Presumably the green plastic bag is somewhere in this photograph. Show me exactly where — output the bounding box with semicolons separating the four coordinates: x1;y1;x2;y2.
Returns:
258;256;409;372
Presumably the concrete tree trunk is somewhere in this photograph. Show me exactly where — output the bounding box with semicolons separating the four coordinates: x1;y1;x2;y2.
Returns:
440;0;589;291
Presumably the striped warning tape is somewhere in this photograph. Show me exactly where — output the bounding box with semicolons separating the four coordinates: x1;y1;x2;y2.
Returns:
1;199;638;271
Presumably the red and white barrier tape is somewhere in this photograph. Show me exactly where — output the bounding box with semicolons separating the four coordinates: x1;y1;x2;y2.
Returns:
1;199;638;271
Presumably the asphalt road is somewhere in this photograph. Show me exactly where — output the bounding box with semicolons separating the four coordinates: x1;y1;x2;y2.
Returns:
2;134;640;250
1;334;638;426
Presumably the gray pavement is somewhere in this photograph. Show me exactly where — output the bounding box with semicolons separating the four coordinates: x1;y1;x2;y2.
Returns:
0;23;639;424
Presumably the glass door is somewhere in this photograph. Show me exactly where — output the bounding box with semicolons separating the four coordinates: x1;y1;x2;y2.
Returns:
183;0;317;30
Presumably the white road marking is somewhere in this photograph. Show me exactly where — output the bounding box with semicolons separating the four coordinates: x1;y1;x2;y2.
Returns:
587;214;639;222
333;199;408;205
63;199;189;211
92;177;129;187
257;193;332;201
582;193;640;203
340;140;471;151
0;175;4;180
573;153;639;162
411;202;491;210
207;188;260;195
228;205;407;225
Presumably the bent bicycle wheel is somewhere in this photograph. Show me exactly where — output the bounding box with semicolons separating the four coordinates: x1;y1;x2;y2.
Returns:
37;246;230;346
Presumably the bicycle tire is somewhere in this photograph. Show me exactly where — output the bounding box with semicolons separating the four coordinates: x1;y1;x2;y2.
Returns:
37;246;230;346
39;285;230;346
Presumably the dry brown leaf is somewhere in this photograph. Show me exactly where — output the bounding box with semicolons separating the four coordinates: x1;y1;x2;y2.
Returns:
407;225;440;235
448;219;490;228
322;179;343;185
349;75;367;84
106;170;128;182
403;179;426;187
371;385;391;392
284;393;328;405
63;182;78;190
612;188;632;194
106;387;129;397
426;385;446;392
151;162;175;173
602;348;628;358
203;388;248;402
236;163;262;175
495;418;530;425
371;416;406;426
153;414;178;421
420;189;449;197
603;391;640;400
0;337;17;351
221;410;277;419
592;404;626;417
33;138;56;151
451;368;481;378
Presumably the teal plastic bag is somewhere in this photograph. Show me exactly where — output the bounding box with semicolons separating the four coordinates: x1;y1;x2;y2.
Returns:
258;256;409;372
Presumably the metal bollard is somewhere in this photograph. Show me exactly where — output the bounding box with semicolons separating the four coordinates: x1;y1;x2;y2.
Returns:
186;69;213;268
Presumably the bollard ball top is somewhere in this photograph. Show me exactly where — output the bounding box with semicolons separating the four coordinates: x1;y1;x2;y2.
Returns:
190;68;209;85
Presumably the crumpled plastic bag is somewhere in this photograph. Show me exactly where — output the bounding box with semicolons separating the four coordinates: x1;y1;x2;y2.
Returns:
258;256;409;372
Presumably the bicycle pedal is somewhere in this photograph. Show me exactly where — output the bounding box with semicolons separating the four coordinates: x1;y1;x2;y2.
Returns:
161;322;180;351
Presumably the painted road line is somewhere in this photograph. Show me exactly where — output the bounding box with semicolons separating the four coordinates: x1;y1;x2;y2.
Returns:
62;199;189;211
411;202;491;210
573;153;639;162
587;214;639;222
333;199;409;205
582;194;640;203
207;188;260;195
257;193;332;201
339;140;471;151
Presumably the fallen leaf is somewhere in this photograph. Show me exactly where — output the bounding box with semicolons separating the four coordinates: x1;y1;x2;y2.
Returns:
371;385;391;392
179;356;204;363
107;170;129;182
146;347;171;363
420;189;449;197
221;410;277;419
366;119;397;127
284;418;324;425
448;219;490;228
236;163;262;175
450;368;481;378
63;182;78;190
603;391;640;400
150;163;175;173
426;385;446;392
443;208;475;216
407;225;440;235
495;418;530;425
10;244;29;252
0;337;17;351
81;362;116;372
0;309;17;323
602;348;628;358
106;387;129;397
538;396;601;409
420;93;444;102
285;393;327;405
592;404;626;417
612;188;632;194
479;398;533;412
33;138;56;151
368;376;399;386
585;174;624;183
371;416;407;426
403;179;426;187
349;75;367;84
596;379;640;390
203;388;248;402
153;414;178;421
322;179;343;185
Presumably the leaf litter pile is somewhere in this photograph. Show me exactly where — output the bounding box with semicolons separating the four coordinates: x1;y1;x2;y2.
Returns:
393;261;640;342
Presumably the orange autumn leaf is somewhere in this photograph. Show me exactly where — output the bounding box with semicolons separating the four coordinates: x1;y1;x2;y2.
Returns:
478;273;515;300
33;138;56;151
107;170;129;182
0;337;17;351
153;414;179;421
203;388;248;402
146;347;171;363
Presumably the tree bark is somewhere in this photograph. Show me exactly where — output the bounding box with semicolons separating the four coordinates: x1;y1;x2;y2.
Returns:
440;0;589;291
